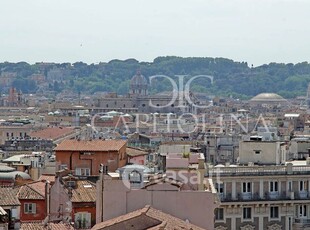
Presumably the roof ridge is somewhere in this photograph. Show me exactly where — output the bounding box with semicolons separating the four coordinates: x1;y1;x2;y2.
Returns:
23;184;45;199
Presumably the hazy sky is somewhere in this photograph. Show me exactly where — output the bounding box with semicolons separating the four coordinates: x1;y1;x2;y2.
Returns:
0;0;309;66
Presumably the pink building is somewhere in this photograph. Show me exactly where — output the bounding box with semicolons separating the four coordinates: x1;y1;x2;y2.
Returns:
96;153;219;230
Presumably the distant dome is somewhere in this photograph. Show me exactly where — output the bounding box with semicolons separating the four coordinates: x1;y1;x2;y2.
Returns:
250;93;286;102
130;71;148;87
130;71;148;96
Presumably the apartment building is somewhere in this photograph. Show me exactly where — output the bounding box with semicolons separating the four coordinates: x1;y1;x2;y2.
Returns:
209;162;310;230
96;153;220;230
239;137;287;165
54;139;127;175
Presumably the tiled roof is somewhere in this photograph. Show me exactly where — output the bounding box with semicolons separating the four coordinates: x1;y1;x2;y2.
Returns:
54;139;127;152
143;176;184;189
39;174;55;183
92;205;205;230
126;147;148;157
18;181;46;200
20;222;74;230
69;180;96;203
0;187;20;206
30;127;75;141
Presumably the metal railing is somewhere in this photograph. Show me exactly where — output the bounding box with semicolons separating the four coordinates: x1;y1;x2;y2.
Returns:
218;191;310;202
206;165;310;177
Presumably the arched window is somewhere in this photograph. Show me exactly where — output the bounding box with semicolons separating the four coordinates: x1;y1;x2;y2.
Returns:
129;170;142;184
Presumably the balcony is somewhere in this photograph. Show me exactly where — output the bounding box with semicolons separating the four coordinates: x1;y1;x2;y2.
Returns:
206;164;310;177
218;191;310;202
296;191;310;199
293;218;310;230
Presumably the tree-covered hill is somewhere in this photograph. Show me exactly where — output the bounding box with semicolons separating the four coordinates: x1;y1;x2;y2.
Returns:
1;56;309;98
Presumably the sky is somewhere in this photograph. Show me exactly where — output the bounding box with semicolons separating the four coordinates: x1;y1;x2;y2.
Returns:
0;0;310;66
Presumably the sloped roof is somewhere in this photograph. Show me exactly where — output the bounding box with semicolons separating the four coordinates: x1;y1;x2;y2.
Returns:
126;147;148;157
30;127;75;141
20;222;74;230
69;180;96;203
39;174;55;183
18;181;46;200
2;154;27;162
54;139;126;152
143;176;183;189
0;187;20;206
92;205;205;230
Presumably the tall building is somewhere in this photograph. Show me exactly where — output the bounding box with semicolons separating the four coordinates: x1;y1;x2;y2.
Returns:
210;138;310;230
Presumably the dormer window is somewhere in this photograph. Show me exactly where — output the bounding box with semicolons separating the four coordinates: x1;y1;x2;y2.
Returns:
129;170;142;184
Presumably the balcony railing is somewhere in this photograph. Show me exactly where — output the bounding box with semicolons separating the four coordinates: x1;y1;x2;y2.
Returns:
206;165;310;177
294;218;310;224
219;191;310;202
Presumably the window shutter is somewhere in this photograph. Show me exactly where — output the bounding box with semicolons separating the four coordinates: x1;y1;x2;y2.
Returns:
32;203;36;214
86;213;91;228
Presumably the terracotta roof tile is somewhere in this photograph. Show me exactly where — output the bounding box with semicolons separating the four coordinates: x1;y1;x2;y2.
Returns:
92;206;205;230
69;180;96;203
20;222;74;230
39;174;55;183
54;139;127;152
126;147;148;157
30;127;76;141
18;181;46;200
0;187;20;206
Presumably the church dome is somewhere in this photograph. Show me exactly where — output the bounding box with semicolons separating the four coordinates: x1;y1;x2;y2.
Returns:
130;71;148;87
130;71;148;96
250;93;286;102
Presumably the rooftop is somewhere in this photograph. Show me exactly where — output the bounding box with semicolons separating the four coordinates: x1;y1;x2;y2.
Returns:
20;222;74;230
92;205;205;230
250;93;287;102
17;181;46;200
68;180;96;203
0;187;20;206
54;139;127;152
30;127;75;141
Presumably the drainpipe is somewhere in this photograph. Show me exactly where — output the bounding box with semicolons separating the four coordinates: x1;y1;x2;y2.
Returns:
98;164;104;223
45;181;50;220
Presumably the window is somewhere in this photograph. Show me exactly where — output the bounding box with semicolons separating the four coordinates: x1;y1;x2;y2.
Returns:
254;150;261;154
270;181;279;192
242;182;251;193
270;206;279;219
215;182;224;194
288;181;292;192
300;181;308;191
243;207;251;220
296;205;308;218
129;170;142;184
75;212;91;229
24;203;36;214
75;168;90;176
215;208;224;221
